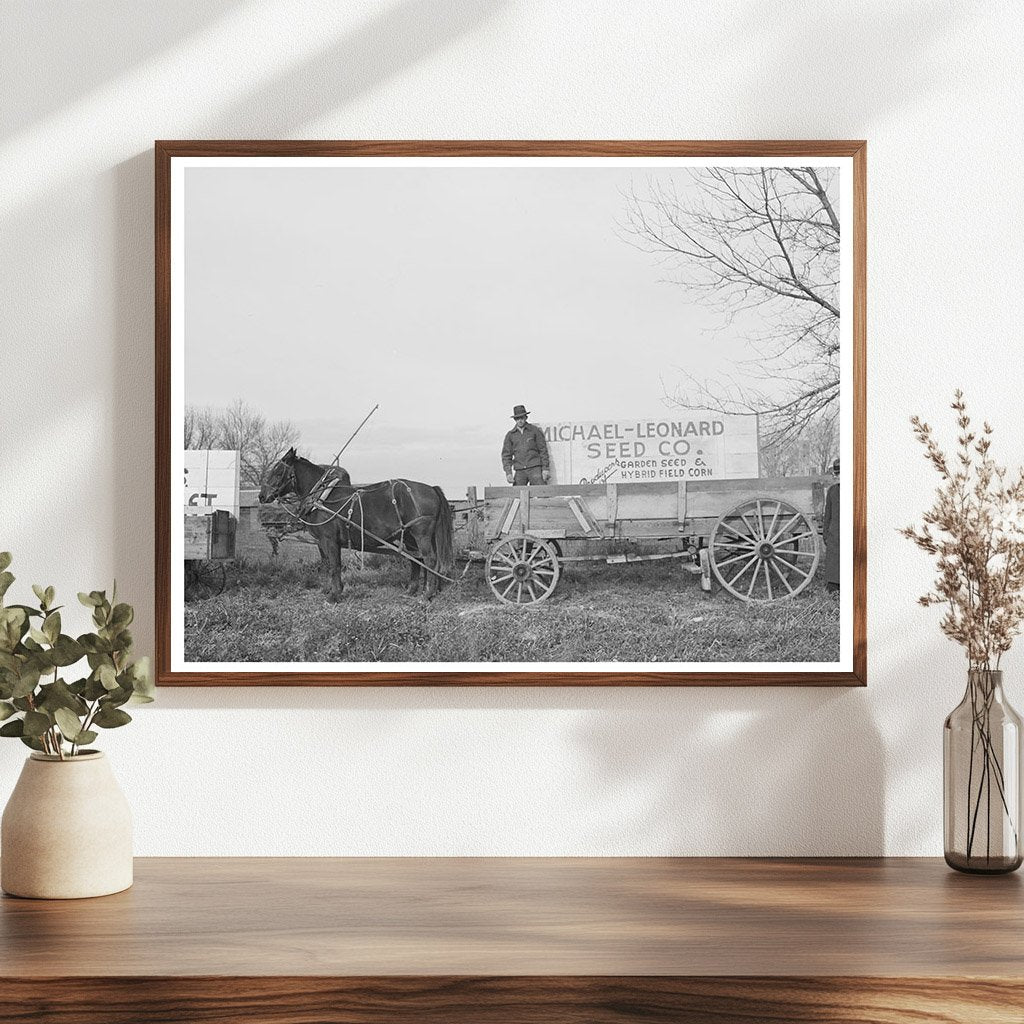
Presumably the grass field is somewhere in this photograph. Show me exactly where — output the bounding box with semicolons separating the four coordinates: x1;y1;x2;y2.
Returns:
183;548;840;664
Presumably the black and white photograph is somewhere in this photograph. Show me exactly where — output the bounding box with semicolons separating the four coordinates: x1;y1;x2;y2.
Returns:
159;143;863;683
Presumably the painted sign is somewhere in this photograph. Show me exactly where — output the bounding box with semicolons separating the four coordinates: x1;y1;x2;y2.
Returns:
184;450;240;518
541;415;759;484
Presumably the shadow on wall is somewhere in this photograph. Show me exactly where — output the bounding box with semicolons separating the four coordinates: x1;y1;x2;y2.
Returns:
570;686;884;856
724;0;968;132
0;2;242;138
200;0;507;136
142;678;885;857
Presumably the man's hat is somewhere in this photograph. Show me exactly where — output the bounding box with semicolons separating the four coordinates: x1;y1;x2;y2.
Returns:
511;405;530;418
831;457;840;473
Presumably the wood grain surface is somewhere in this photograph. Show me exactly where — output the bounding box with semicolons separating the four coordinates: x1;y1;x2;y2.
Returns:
1;858;1022;1022
4;857;1022;976
155;139;867;688
0;976;1021;1024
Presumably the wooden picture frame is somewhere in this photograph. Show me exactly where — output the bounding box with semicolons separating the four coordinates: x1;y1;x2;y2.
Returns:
156;140;866;686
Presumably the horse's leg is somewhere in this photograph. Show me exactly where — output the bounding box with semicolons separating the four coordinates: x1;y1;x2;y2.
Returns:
309;529;330;590
321;529;345;602
406;555;421;597
412;526;439;602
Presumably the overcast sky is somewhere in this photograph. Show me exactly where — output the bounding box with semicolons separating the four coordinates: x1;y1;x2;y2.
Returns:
184;164;785;495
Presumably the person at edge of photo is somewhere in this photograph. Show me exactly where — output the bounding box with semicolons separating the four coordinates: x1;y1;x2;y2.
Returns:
502;405;550;485
823;456;840;592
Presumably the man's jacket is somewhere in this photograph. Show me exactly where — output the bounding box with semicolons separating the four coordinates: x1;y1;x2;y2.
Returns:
502;423;550;473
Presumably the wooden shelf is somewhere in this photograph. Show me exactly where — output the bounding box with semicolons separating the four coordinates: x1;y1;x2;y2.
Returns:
2;857;1021;1022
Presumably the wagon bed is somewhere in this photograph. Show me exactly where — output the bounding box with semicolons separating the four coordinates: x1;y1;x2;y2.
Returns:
454;476;830;605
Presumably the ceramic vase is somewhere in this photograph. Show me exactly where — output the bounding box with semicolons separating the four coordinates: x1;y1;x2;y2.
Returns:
1;751;133;898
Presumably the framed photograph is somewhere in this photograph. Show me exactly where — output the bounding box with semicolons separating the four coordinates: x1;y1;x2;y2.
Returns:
156;141;865;686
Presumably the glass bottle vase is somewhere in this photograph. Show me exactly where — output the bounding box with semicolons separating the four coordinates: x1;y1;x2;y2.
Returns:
944;669;1023;873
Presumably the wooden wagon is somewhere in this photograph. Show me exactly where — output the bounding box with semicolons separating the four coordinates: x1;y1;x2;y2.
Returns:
453;477;830;606
183;509;236;599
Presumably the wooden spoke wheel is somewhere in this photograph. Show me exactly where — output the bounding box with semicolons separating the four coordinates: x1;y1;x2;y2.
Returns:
485;536;560;606
184;559;226;601
709;498;819;603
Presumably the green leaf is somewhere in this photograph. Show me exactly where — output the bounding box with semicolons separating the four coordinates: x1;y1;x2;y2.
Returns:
22;710;51;738
78;591;100;608
0;606;27;651
7;604;42;619
42;611;60;644
129;655;152;686
50;635;85;667
0;552;11;573
110;603;133;629
28;626;49;646
128;657;155;701
75;730;98;746
19;734;45;752
80;635;112;655
53;707;85;741
0;571;14;601
0;701;16;721
0;719;24;737
36;679;88;717
98;664;118;690
83;674;108;701
104;684;132;708
11;666;41;699
93;705;131;729
44;586;55;608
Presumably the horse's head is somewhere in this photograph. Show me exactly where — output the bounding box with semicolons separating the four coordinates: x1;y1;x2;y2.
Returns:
259;455;296;504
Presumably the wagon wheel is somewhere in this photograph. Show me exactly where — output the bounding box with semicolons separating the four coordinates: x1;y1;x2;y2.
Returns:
485;535;560;606
709;498;820;603
184;559;226;601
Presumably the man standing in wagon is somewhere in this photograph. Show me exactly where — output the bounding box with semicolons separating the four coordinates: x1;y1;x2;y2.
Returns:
502;404;551;485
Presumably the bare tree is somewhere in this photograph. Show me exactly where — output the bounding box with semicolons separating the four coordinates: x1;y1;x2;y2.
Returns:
759;412;838;477
185;399;299;488
250;419;303;489
218;399;299;488
624;167;840;454
184;405;222;450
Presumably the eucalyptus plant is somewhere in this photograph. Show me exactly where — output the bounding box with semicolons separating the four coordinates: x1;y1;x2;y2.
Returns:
0;552;153;759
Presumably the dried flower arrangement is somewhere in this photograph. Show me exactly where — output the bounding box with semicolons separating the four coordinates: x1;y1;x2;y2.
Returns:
902;390;1024;668
902;390;1024;870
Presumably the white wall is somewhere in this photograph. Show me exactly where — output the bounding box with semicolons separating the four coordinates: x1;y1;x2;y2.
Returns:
2;0;1021;855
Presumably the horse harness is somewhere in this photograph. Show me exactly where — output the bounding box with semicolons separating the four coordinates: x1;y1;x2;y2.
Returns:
277;468;456;583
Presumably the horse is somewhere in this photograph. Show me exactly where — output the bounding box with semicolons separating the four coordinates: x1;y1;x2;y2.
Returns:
259;448;454;601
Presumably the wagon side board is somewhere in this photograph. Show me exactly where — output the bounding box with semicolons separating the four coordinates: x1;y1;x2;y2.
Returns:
184;510;237;560
478;478;829;544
